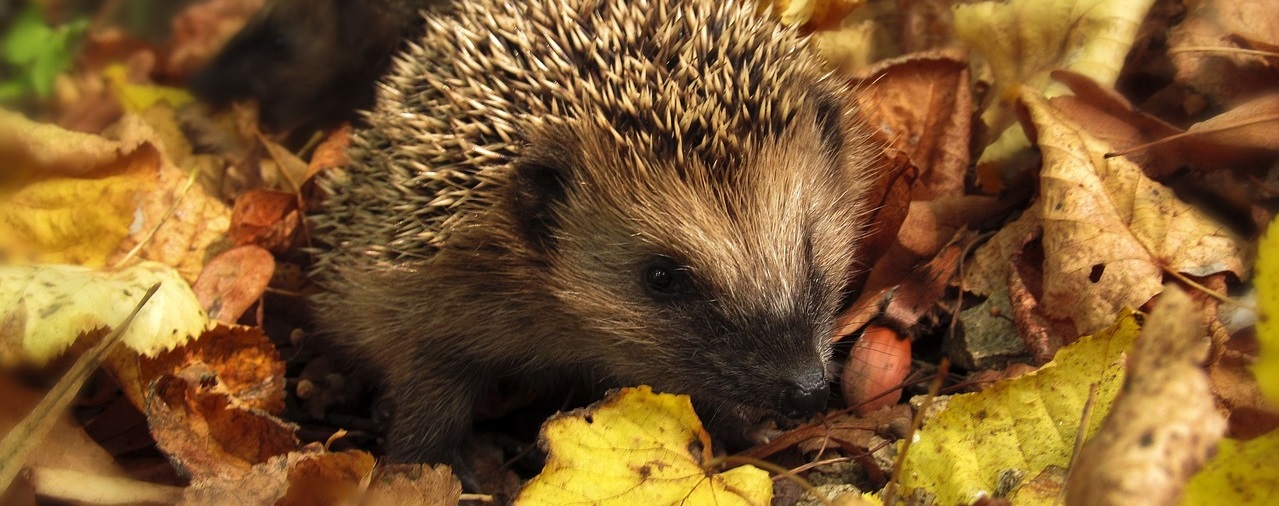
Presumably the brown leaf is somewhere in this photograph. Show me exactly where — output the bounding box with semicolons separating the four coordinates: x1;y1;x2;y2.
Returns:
1184;92;1279;150
361;464;462;506
838;196;1000;336
1208;330;1279;439
1048;70;1185;177
971;91;1251;336
180;449;377;506
853;49;973;200
114;324;286;414
840;148;917;318
277;450;376;506
229;190;302;252
1168;0;1279;105
305;125;353;182
1065;285;1226;505
193;245;276;323
146;370;297;480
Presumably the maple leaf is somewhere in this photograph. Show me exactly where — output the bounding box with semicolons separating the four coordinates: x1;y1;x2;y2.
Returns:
514;386;772;506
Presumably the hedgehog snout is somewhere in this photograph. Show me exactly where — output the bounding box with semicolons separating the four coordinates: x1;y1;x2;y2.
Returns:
775;365;830;419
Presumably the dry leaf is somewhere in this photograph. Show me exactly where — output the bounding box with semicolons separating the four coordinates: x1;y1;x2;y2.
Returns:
0;110;160;267
955;0;1157;185
967;91;1250;336
229;190;301;252
146;372;298;480
765;0;868;31
192;245;276;323
0;262;209;368
104;115;231;282
360;464;462;506
111;324;285;414
180;448;376;506
839;196;999;336
1065;285;1226;505
852;49;972;200
1168;0;1279;104
1047;70;1185;177
899;312;1142;504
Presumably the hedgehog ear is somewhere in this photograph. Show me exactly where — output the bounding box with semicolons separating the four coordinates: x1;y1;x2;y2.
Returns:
508;157;572;252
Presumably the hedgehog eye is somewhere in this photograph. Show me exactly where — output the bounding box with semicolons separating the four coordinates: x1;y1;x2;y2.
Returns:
642;257;693;300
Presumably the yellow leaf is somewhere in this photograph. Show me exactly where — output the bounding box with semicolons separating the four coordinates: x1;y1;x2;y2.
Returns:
104;64;194;113
0;110;232;282
1255;217;1279;404
514;386;771;506
0;262;210;368
898;311;1141;505
1182;430;1279;506
0;110;159;267
954;0;1156;186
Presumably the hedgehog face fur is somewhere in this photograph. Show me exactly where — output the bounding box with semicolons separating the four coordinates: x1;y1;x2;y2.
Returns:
311;0;877;465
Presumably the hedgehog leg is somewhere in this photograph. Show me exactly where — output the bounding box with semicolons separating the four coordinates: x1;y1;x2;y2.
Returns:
382;357;485;486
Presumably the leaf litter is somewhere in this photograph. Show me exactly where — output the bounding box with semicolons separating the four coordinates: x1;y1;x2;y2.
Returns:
1;0;1277;504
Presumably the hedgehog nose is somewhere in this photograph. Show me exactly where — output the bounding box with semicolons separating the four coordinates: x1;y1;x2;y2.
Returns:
779;373;829;419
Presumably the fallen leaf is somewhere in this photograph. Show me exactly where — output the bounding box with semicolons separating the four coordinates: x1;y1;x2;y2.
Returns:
764;0;868;31
898;311;1141;504
1254;216;1279;405
0;110;159;267
1065;285;1226;505
1183;93;1279;151
229;190;301;252
1182;429;1279;506
359;464;462;506
104;115;232;282
852;49;972;200
180;448;376;506
968;91;1251;336
305;125;352;182
146;372;298;480
192;245;276;323
1047;70;1185;177
110;324;285;414
102;64;194;113
955;0;1158;186
514;386;772;506
839;196;1000;337
1168;0;1279;105
0;262;208;368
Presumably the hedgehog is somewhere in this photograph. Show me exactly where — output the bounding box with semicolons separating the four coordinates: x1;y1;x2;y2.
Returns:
309;0;879;468
189;0;446;133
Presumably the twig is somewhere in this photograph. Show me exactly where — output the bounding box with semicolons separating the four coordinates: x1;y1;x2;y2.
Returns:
0;283;161;491
114;169;199;268
1163;268;1253;310
882;359;950;506
1057;383;1099;506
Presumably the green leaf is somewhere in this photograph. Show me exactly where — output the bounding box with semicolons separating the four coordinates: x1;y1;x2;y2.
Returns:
1;5;88;99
